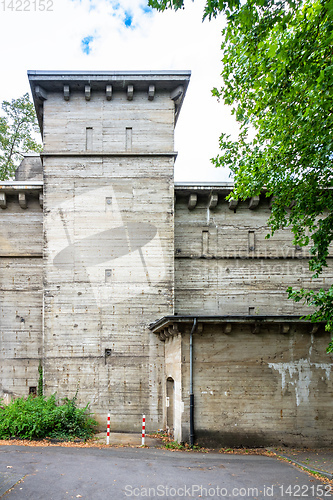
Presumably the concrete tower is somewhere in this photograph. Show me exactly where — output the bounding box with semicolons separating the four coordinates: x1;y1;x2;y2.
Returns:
28;70;190;429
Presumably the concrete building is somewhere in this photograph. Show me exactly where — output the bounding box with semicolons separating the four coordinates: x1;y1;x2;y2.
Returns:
0;71;332;447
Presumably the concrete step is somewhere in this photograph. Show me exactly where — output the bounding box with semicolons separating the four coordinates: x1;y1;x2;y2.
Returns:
93;432;163;447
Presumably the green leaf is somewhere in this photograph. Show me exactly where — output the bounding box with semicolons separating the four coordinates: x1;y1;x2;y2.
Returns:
0;93;42;180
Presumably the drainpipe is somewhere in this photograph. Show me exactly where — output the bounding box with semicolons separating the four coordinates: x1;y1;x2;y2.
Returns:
189;318;197;448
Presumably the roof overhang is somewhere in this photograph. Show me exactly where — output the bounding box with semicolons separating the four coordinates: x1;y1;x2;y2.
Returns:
28;70;191;133
0;181;43;209
149;315;324;340
0;181;43;193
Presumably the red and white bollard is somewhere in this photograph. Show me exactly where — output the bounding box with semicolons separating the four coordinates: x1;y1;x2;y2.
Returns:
141;414;146;446
106;413;110;445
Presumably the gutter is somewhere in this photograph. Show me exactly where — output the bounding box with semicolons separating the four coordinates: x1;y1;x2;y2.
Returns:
189;318;197;448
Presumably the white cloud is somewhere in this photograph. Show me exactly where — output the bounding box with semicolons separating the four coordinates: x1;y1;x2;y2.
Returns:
0;0;239;181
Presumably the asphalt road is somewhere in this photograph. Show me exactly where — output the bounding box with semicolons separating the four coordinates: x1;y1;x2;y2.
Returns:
0;445;332;500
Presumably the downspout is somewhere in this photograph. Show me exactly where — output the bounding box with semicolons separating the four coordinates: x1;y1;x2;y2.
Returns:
189;318;197;448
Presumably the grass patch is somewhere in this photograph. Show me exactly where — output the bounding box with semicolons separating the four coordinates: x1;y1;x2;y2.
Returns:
0;392;97;441
164;440;185;450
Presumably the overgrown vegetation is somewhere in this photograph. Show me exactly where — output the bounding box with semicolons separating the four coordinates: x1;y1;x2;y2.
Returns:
0;393;97;441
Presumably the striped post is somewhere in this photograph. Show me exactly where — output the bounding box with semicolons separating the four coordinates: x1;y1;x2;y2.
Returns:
141;414;146;446
106;413;110;445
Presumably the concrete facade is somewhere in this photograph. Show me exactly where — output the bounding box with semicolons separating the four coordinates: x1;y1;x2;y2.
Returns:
0;70;332;447
0;181;43;404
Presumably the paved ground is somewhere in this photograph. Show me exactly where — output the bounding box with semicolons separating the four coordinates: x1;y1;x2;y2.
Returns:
0;442;332;500
268;447;333;479
94;432;333;479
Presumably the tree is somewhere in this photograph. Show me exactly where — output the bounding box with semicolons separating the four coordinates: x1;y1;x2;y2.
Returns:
149;0;333;349
0;93;42;180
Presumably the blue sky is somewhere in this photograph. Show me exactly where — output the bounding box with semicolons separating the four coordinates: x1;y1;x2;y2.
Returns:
124;11;133;27
81;35;95;54
0;0;239;182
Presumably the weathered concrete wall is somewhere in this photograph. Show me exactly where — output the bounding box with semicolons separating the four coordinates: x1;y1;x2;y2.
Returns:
43;90;174;154
168;189;333;447
164;334;183;441
41;86;177;430
175;192;333;316
15;154;43;181
0;191;43;402
180;324;333;447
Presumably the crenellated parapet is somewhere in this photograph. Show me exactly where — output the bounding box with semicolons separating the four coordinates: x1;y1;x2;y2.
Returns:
176;183;273;211
28;71;190;155
0;181;43;210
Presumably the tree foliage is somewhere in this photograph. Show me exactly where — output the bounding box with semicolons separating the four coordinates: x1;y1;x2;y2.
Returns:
148;0;228;20
0;93;42;180
149;0;333;349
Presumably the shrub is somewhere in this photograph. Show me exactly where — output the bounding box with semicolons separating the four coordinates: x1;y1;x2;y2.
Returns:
0;392;97;441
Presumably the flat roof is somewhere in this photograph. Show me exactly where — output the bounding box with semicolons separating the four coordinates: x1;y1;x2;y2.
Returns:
0;181;43;193
175;182;234;187
175;182;235;195
28;70;191;77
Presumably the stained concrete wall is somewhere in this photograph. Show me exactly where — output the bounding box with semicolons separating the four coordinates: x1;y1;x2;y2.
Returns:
164;334;183;441
176;324;333;447
0;191;43;403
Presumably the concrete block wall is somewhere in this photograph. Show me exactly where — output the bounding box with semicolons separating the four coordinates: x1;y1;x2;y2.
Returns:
0;191;43;402
174;191;333;316
42;155;173;428
188;324;333;447
43;91;174;154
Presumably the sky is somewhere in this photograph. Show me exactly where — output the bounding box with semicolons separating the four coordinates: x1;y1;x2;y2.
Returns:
0;0;239;182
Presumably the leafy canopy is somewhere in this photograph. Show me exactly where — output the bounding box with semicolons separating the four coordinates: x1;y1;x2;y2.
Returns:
149;0;333;348
0;93;42;180
148;0;232;20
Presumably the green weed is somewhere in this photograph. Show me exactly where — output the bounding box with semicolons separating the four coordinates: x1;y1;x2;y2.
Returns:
164;440;185;450
0;392;97;441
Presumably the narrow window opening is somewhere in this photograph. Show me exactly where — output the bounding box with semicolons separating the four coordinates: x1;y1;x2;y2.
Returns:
202;230;209;255
105;349;112;365
126;127;132;151
86;127;93;150
248;230;255;252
